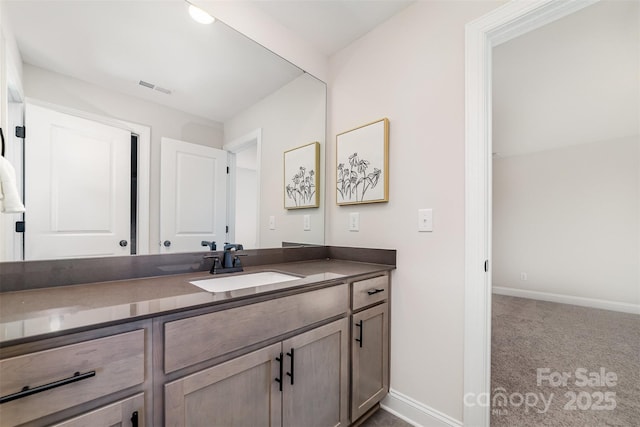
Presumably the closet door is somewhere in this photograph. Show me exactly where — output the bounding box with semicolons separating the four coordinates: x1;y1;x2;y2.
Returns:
25;103;131;260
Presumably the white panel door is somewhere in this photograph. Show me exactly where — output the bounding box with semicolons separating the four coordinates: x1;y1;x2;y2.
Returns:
25;103;131;260
160;137;227;253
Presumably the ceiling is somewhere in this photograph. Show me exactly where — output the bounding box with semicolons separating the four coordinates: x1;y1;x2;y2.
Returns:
3;0;412;123
493;0;639;157
3;0;304;123
248;0;414;56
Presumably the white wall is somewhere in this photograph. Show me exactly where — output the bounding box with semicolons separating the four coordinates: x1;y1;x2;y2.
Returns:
327;1;502;423
22;64;224;253
225;73;326;248
235;167;258;249
493;136;639;308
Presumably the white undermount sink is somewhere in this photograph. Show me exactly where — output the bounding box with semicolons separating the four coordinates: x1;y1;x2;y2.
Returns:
190;271;301;293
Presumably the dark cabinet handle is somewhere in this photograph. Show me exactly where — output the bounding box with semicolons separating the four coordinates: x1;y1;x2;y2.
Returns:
367;288;385;295
119;240;128;247
131;410;139;427
355;320;363;348
286;348;295;385
275;352;284;391
0;370;95;404
163;240;171;247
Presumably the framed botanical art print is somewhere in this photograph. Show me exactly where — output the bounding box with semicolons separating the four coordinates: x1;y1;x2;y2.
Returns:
284;142;320;209
336;118;389;205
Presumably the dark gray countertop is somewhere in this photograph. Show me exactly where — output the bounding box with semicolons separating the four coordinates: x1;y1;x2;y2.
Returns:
0;259;393;345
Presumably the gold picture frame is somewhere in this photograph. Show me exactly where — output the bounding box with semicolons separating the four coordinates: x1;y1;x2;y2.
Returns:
284;142;320;209
336;118;389;205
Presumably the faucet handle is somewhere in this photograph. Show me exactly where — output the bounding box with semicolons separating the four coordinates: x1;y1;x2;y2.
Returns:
232;253;248;268
204;255;222;274
201;240;216;251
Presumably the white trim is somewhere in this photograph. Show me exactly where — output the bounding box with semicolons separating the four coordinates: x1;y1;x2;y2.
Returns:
463;1;598;426
2;102;24;261
23;97;151;255
381;389;463;427
493;287;640;315
224;128;262;248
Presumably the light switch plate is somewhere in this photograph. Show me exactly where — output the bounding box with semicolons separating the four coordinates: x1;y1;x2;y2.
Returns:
268;216;276;230
303;215;311;231
349;212;359;232
418;209;433;232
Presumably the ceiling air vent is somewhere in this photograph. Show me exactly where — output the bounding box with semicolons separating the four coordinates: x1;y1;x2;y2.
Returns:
139;80;171;95
139;80;154;89
154;86;172;95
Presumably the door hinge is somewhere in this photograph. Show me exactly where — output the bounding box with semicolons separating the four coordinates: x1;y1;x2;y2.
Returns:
225;225;229;233
15;221;25;233
484;260;489;272
15;126;25;139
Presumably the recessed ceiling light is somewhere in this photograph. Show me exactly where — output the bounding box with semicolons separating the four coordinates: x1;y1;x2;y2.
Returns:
188;4;215;25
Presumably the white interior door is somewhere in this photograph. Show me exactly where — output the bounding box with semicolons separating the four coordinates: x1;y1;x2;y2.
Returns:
160;137;227;253
24;103;131;260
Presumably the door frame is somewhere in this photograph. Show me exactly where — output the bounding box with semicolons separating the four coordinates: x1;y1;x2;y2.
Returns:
224;128;262;248
23;98;151;256
463;0;598;425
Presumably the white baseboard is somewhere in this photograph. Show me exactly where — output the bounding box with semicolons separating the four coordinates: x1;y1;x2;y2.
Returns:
381;389;463;427
492;287;640;315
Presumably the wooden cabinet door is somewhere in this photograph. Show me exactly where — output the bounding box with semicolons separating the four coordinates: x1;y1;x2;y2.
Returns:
282;318;349;427
164;343;281;427
351;303;389;420
52;393;144;427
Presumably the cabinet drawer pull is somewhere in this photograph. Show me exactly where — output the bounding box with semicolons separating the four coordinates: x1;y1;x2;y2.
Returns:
131;410;139;427
275;352;284;392
0;370;96;404
286;348;295;385
355;320;363;348
367;288;385;296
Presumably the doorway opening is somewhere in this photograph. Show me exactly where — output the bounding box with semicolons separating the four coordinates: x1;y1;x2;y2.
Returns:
463;1;603;426
224;129;262;250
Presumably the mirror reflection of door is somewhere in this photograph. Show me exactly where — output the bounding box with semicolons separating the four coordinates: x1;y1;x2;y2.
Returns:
225;129;261;250
160;137;227;253
232;146;258;249
24;103;132;260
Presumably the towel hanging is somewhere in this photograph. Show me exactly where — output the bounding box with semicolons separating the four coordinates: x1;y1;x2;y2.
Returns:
0;155;25;213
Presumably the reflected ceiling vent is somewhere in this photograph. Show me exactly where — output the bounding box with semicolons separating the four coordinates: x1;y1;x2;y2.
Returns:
138;80;172;95
155;86;172;95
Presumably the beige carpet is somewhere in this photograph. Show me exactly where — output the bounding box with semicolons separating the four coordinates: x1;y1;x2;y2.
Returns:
491;295;640;426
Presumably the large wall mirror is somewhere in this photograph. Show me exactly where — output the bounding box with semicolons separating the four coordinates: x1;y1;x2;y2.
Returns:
0;1;326;262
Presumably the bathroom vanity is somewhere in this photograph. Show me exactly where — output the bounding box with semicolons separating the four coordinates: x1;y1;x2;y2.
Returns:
0;249;394;426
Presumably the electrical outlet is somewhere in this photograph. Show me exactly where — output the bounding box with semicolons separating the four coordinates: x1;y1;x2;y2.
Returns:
520;272;527;281
349;212;359;232
418;209;433;232
303;215;311;231
269;216;276;230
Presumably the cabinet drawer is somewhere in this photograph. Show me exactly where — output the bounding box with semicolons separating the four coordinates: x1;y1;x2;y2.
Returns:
352;275;388;311
165;283;348;373
0;330;145;426
52;393;144;427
